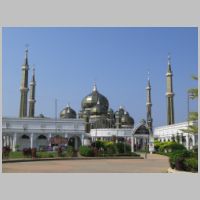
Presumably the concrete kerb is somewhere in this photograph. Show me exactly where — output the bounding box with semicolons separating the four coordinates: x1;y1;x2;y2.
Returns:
167;167;197;174
2;156;143;163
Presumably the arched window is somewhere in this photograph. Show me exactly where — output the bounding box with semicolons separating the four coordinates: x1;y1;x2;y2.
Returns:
38;135;47;139
21;134;30;139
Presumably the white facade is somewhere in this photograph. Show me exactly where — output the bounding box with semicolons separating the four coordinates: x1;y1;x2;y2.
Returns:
90;128;133;139
90;121;152;153
2;117;88;151
154;121;198;150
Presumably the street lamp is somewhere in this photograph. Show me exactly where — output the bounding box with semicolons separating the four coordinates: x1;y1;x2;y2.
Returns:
187;92;194;149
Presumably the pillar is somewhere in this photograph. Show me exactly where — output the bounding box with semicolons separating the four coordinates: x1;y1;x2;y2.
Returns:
48;133;52;147
185;135;189;150
131;136;135;152
81;134;84;146
12;133;17;152
30;133;34;148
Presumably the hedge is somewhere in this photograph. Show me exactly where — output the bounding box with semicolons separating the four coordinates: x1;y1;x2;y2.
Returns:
79;146;94;157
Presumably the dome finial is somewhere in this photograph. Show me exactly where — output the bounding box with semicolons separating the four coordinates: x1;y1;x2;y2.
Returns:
93;82;97;92
67;102;70;107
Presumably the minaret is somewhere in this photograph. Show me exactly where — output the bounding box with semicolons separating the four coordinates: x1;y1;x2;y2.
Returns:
19;48;29;117
166;54;175;125
28;66;36;117
146;72;153;133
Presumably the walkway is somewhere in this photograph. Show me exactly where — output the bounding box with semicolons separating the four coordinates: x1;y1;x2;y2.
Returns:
2;153;169;173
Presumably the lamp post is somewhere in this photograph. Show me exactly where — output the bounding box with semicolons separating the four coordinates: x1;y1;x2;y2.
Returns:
187;92;194;149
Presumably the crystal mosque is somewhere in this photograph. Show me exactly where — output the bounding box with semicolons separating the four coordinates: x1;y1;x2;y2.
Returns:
2;49;197;152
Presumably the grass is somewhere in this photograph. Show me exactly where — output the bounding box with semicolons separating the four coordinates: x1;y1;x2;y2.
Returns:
4;151;58;159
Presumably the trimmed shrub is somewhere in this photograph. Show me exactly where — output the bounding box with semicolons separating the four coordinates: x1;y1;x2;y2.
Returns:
2;146;11;159
155;141;186;153
116;142;131;153
168;150;198;172
184;158;198;172
79;146;94;157
66;146;74;157
23;148;32;157
91;140;105;150
47;152;55;158
57;146;64;157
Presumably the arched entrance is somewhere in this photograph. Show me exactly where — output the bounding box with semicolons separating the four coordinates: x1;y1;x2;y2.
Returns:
132;121;150;152
18;134;30;150
37;135;48;150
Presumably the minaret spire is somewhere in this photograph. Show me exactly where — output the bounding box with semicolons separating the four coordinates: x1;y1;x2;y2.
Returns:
19;47;29;117
167;53;172;73
28;65;36;117
146;72;153;132
93;82;97;92
166;54;175;125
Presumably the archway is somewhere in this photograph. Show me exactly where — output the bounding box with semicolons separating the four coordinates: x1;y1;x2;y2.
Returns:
37;135;48;150
18;134;30;150
132;122;150;152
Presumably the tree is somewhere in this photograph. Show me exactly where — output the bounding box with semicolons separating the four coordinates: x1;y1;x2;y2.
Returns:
183;75;198;134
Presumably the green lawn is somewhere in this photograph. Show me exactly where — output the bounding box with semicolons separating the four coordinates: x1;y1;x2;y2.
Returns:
5;151;58;159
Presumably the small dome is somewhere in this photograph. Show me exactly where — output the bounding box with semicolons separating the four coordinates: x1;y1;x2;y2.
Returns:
60;104;76;119
81;83;109;112
107;108;114;118
90;99;106;115
121;112;134;126
115;106;125;117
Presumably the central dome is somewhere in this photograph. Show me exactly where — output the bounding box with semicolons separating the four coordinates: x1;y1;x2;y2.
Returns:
81;83;109;112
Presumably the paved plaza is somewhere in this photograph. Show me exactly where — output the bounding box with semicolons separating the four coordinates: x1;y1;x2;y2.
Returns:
2;154;170;173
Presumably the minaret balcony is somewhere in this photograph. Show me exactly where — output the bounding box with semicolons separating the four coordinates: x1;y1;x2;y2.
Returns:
28;99;36;103
20;87;29;92
166;72;173;76
21;65;29;70
165;92;175;97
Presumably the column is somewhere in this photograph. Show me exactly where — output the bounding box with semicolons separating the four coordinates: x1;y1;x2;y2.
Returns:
48;133;52;147
81;134;84;146
185;135;189;150
131;136;134;152
30;133;34;148
192;135;195;147
12;133;17;152
10;136;13;149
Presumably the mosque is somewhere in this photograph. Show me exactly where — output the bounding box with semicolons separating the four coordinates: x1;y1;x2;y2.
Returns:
2;49;197;152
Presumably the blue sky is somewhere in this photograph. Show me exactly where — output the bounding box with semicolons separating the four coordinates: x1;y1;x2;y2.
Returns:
2;27;198;127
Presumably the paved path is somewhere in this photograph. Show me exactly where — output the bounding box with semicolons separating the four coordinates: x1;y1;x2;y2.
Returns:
2;154;169;173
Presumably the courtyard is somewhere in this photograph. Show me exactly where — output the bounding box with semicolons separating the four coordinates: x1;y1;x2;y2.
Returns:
2;153;169;173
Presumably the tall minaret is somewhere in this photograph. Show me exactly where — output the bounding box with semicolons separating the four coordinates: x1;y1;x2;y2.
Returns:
28;66;36;117
166;54;175;125
19;48;29;117
146;72;153;133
